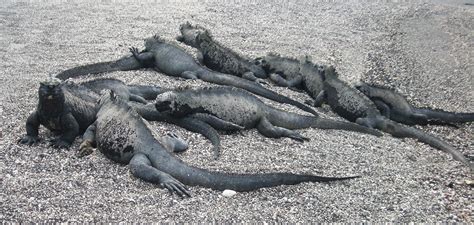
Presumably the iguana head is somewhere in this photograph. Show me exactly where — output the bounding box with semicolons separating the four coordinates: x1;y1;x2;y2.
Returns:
155;91;180;114
38;76;64;102
354;83;372;96
255;53;300;75
177;22;211;48
320;65;339;80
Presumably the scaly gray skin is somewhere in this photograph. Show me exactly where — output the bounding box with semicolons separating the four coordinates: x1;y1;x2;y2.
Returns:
355;83;474;126
256;53;325;98
80;90;360;197
55;55;151;80
78;77;243;158
313;66;472;168
176;22;267;82
154;86;382;142
130;35;319;116
18;78;98;148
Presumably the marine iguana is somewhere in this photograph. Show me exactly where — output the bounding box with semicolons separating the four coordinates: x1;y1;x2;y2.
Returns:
18;78;236;158
176;22;267;82
129;35;318;116
311;66;472;168
355;83;474;126
154;86;382;142
256;53;325;97
79;89;359;197
18;77;98;148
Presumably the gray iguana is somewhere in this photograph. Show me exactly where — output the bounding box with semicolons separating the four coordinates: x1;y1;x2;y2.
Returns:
355;83;474;126
256;53;325;97
176;22;267;82
79;89;360;197
311;66;472;168
154;86;382;142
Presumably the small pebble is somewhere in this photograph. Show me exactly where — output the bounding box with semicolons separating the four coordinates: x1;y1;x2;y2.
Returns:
222;190;237;197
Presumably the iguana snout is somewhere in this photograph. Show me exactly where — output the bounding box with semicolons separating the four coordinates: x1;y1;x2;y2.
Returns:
155;91;179;113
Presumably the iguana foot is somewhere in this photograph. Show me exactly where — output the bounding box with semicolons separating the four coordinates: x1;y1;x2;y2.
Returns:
288;133;310;142
159;174;191;197
181;71;199;80
18;135;40;145
78;140;94;157
50;139;71;149
129;47;140;58
163;133;189;153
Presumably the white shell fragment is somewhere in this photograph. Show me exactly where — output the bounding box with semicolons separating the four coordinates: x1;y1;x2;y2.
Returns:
222;189;237;197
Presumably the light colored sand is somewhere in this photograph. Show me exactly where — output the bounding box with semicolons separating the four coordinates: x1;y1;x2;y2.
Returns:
0;0;472;222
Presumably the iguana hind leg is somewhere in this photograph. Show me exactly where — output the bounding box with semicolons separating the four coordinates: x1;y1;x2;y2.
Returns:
257;117;309;142
181;71;199;79
130;153;191;197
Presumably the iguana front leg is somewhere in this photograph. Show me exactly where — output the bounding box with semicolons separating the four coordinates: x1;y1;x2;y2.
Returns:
257;117;309;142
129;47;155;66
18;111;41;145
129;94;148;104
312;90;327;107
242;72;267;84
269;73;303;88
50;113;80;149
371;99;391;118
78;121;97;157
130;153;191;197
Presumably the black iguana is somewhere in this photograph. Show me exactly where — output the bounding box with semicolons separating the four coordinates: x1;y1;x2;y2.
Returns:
256;53;325;97
176;22;267;82
154;86;382;142
311;66;472;168
79;89;360;197
355;83;474;126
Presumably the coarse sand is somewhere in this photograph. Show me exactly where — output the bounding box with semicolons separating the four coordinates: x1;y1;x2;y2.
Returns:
0;0;472;222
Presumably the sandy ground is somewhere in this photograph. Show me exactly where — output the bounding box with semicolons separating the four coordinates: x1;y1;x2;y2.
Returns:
0;0;472;223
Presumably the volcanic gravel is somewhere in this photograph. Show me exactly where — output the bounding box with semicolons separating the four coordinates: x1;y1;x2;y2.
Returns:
0;0;472;222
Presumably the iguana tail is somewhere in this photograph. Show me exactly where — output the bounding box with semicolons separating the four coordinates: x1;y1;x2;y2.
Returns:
152;152;360;191
197;69;319;116
266;107;382;136
415;108;474;124
376;118;472;168
55;56;145;80
311;117;383;136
